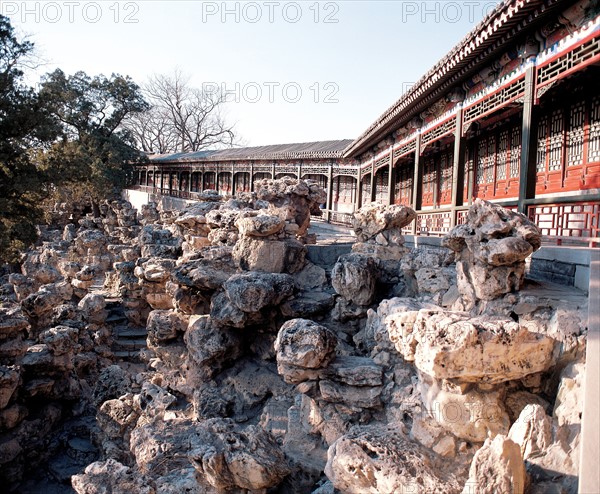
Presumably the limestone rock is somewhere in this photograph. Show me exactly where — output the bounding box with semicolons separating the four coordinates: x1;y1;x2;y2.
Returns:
0;365;20;409
235;214;286;237
184;315;241;373
39;326;79;356
172;258;236;291
280;291;335;318
292;261;327;290
419;376;510;442
233;236;306;273
146;310;187;345
443;200;541;302
462;435;526;494
352;203;416;242
72;459;154;494
209;291;248;329
275;319;337;370
254;177;326;236
413;312;555;383
223;272;295;313
331;253;378;306
369;298;440;360
508;404;553;461
325;425;461;494
190;420;291;491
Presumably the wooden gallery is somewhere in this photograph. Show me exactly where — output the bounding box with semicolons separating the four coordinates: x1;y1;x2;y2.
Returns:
133;0;600;243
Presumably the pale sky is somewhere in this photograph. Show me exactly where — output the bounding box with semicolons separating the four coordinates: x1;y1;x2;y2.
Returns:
4;0;498;146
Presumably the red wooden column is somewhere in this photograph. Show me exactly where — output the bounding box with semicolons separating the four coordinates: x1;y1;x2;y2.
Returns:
451;106;466;227
326;165;333;222
387;145;395;205
355;168;363;211
518;60;538;214
370;158;376;202
411;132;423;234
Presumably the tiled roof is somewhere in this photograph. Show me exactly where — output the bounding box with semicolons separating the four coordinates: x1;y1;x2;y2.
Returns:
344;0;565;158
150;140;354;162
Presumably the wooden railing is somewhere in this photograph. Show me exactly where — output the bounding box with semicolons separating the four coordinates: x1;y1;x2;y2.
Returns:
129;186;599;247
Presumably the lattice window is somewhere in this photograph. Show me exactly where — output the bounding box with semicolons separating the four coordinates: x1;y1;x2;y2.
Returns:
567;99;586;167
375;169;389;203
218;172;232;192
234;172;251;193
439;151;453;191
497;130;509;180
486;135;496;182
394;140;417;161
203;172;216;190
476;139;487;185
589;95;600;163
548;109;564;171
463;77;526;125
423;156;436;191
375;155;389;171
335;176;356;204
304;174;327;191
361;176;371;206
510;126;521;178
395;164;413;206
537;116;548;173
537;33;600;87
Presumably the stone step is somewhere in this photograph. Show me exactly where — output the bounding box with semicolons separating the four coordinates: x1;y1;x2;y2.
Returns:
112;338;147;350
106;313;127;324
113;349;143;363
115;327;148;338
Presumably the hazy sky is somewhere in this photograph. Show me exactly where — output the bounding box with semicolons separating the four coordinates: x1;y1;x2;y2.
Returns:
4;0;497;146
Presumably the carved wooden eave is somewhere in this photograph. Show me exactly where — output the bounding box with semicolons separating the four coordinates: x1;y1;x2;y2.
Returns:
343;0;567;159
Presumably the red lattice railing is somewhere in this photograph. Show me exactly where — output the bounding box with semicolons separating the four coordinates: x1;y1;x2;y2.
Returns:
528;202;600;243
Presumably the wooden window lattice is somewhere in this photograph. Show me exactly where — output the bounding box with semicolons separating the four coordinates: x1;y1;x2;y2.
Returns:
537;116;549;173
589;95;600;163
497;130;509;180
567;100;586;167
440;151;453;191
510;126;521;178
549;109;564;171
476;139;487;185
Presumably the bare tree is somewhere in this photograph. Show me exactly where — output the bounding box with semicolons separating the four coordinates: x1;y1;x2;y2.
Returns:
124;70;237;154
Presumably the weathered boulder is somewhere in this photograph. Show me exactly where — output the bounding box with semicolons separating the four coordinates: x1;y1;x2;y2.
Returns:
462;435;527;494
232;236;306;273
134;258;176;283
93;365;133;405
275;319;337;370
367;297;440;359
72;459;153;494
184;315;241;373
325;425;462;494
418;376;510;442
146;310;187;346
21;281;74;320
254;177;326;236
0;365;20;409
331;253;378;306
223;272;295;313
443;200;541;302
235;214;285;237
352;203;417;242
172;257;236;291
413;312;555;383
189;420;291;491
39;326;79;356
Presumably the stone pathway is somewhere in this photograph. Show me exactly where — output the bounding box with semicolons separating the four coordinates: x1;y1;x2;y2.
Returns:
309;219;355;245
